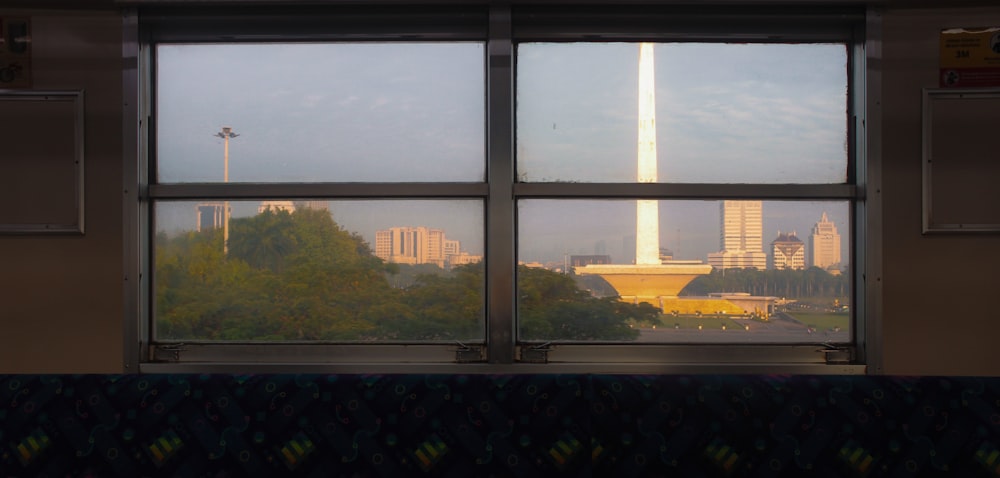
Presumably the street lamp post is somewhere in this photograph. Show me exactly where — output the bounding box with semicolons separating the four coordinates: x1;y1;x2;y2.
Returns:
215;126;239;254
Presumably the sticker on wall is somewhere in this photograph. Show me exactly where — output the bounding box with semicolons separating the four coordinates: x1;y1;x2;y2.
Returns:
940;27;1000;88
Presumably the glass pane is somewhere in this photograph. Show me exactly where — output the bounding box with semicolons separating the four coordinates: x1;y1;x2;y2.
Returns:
157;43;484;182
155;200;484;342
517;43;848;183
517;200;850;343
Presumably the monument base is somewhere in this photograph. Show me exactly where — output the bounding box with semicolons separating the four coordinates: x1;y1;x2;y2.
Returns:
575;261;712;306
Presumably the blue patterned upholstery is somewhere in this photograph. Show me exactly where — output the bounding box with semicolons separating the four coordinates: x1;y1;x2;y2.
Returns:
1;374;999;476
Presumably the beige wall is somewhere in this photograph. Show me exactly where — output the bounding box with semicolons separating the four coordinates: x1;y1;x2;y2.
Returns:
1;5;999;374
0;10;123;373
880;6;1000;375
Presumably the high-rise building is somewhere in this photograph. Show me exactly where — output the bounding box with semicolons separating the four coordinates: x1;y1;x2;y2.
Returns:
594;240;607;256
294;200;330;211
195;202;225;232
257;200;296;214
771;231;805;270
374;226;471;269
443;239;461;257
707;200;767;269
621;235;636;265
810;212;842;270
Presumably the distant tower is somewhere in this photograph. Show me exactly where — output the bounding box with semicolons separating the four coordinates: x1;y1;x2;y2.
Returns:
195;202;225;232
594;240;607;256
771;231;805;270
635;42;660;265
707;200;767;269
810;212;841;269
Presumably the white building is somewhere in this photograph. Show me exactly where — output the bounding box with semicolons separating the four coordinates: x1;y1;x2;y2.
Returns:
448;252;482;267
375;226;464;269
707;200;767;269
771;231;806;270
810;212;842;270
257;200;296;214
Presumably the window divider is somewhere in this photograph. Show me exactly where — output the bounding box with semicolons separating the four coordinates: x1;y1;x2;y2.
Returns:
486;5;515;364
149;183;489;200
514;183;858;200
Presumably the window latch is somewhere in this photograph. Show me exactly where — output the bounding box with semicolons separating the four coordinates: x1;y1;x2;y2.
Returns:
519;342;552;364
818;343;852;364
454;342;484;363
152;343;187;363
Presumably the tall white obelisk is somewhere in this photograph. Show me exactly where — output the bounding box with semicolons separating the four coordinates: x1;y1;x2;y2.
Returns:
635;43;660;265
575;42;711;304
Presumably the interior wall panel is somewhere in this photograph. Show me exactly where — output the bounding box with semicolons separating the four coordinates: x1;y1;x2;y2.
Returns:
0;10;123;373
880;6;1000;375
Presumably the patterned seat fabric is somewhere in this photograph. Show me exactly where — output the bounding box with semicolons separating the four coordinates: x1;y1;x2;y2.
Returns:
1;374;998;476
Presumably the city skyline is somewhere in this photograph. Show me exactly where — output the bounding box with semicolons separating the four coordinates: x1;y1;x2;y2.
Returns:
172;199;849;270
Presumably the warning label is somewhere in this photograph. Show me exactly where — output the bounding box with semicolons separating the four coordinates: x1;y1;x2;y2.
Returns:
940;27;1000;87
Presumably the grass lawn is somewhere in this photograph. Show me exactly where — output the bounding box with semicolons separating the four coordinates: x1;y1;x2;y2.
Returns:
786;312;850;330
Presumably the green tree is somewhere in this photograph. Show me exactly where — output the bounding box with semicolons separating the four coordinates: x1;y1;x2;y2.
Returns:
380;263;484;341
156;208;658;343
681;267;849;301
518;266;654;341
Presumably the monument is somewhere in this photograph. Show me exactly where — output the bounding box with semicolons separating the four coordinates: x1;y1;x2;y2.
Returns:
576;43;713;307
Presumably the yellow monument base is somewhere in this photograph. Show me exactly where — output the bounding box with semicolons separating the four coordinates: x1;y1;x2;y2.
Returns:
575;261;712;306
658;297;746;315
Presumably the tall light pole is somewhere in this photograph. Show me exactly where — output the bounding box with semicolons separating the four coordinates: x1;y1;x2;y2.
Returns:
216;126;239;254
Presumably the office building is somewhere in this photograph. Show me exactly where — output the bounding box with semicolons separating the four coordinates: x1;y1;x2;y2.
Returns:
374;226;477;268
707;200;767;269
771;231;806;270
810;212;842;270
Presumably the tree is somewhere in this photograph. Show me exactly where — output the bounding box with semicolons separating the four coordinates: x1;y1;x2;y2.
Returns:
681;267;849;301
156;209;657;343
518;266;654;341
156;208;393;341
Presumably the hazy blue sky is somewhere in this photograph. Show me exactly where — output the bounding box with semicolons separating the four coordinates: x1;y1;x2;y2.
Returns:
156;41;851;264
517;42;847;183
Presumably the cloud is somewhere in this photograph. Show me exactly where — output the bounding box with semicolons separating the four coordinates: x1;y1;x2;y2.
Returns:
268;88;292;99
300;94;327;108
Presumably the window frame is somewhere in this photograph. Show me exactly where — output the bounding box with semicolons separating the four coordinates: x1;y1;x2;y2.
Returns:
124;5;880;374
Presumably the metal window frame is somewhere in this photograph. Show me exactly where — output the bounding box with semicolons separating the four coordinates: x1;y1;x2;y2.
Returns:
126;5;876;375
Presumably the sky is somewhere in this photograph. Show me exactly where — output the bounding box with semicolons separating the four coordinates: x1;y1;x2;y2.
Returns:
155;41;851;265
